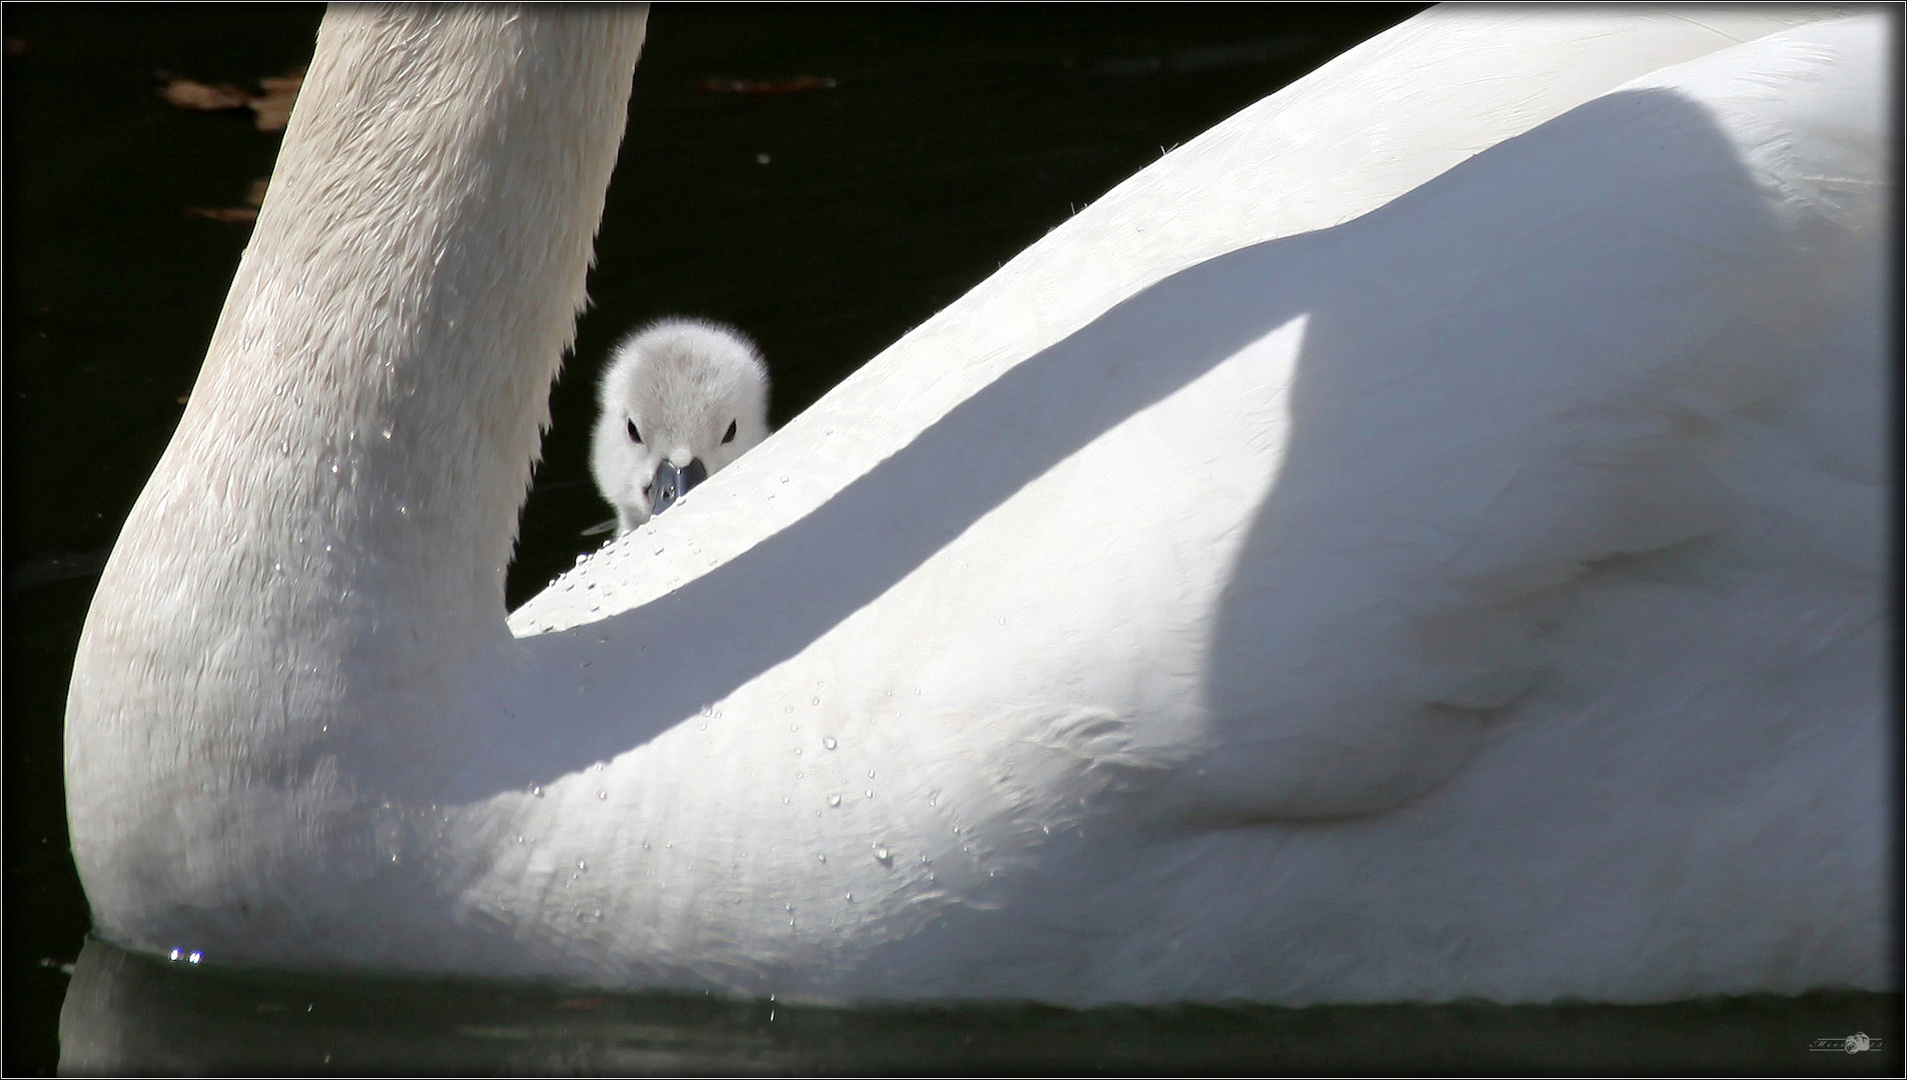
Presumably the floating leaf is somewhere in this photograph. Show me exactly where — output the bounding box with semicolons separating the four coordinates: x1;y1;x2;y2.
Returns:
249;70;303;132
158;67;304;132
160;76;249;112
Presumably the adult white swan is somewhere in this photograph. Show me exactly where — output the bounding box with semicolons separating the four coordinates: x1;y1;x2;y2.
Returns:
65;5;1890;1004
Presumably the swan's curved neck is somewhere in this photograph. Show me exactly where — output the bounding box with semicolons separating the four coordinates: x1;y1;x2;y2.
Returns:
66;6;645;897
205;6;642;635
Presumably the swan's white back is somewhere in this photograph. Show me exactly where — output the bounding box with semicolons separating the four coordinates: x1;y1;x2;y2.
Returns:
66;5;1890;1005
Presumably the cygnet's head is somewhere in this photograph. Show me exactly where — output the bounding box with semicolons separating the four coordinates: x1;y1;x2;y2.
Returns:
591;317;771;533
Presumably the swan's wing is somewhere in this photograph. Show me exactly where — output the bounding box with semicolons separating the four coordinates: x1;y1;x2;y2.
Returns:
514;14;1886;827
1174;16;1888;821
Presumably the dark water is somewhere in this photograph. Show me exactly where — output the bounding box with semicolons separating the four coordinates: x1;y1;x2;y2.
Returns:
4;5;1897;1075
52;937;1904;1077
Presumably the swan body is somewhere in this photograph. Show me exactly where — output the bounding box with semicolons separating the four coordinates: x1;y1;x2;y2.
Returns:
591;318;770;533
65;5;1891;1005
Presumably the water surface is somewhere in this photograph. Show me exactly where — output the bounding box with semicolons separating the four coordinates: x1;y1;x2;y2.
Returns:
56;936;1902;1076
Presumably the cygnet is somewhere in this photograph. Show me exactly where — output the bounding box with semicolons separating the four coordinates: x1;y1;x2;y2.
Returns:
590;318;771;534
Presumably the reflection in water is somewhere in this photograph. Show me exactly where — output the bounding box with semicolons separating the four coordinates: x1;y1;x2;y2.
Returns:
57;938;1902;1075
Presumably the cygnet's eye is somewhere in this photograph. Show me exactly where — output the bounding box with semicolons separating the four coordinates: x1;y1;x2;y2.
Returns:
626;418;643;445
722;419;737;444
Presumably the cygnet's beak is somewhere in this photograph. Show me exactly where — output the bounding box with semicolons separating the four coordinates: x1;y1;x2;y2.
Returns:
649;458;708;517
